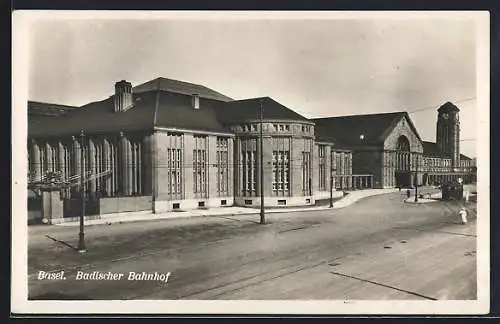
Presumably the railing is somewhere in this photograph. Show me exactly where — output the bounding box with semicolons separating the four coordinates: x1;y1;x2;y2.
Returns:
334;174;373;190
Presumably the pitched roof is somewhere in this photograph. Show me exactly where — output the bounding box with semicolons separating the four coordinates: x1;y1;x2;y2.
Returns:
312;112;420;147
460;153;472;160
422;141;443;158
29;92;157;138
154;92;229;133
28;101;77;117
211;97;310;125
28;90;230;138
133;77;233;102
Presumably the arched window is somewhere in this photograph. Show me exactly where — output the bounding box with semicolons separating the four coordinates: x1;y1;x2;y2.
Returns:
396;136;410;171
397;136;410;152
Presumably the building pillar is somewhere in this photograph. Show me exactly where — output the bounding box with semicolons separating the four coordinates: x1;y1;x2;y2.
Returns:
208;136;218;200
141;135;152;196
103;137;114;196
137;141;142;195
261;136;273;197
31;140;41;181
234;138;241;198
120;133;130;196
227;137;234;199
45;142;53;173
58;141;66;181
42;189;64;224
183;133;195;200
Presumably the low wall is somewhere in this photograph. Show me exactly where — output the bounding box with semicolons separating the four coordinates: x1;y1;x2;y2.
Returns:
234;196;316;208
153;196;234;213
99;196;152;214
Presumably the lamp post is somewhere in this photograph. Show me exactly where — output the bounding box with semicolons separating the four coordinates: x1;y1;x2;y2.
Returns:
330;168;336;208
78;129;87;253
414;153;419;203
259;99;265;225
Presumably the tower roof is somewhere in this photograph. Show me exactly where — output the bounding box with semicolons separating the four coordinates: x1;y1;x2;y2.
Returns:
438;101;460;113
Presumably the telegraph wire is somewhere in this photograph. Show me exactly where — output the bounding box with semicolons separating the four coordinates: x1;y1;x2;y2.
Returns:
407;96;476;114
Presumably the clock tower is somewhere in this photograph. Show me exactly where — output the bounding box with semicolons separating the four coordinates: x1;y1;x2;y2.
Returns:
436;102;460;169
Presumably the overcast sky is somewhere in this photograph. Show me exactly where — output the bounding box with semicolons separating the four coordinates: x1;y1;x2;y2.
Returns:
27;15;478;157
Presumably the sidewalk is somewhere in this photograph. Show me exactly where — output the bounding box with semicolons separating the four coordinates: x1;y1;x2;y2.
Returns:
56;188;399;227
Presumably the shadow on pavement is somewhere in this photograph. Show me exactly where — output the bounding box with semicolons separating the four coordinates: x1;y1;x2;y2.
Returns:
45;235;79;252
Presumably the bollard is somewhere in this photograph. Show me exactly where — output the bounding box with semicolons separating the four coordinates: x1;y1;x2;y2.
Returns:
406;189;411;198
459;207;468;224
464;190;469;203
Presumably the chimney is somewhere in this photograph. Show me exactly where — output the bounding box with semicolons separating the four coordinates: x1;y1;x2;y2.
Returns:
192;94;200;109
114;80;133;112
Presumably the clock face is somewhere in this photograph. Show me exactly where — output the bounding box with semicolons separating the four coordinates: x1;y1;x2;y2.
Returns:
442;113;449;120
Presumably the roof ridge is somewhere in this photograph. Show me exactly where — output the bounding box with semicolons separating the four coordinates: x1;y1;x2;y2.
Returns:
227;96;270;103
312;111;405;120
28;100;79;108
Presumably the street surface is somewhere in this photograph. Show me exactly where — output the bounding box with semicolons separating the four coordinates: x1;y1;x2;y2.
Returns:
28;190;477;300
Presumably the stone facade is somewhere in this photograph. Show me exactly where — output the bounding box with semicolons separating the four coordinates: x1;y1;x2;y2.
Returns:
27;78;475;223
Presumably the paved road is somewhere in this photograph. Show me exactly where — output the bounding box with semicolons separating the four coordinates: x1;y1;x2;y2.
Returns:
28;191;477;300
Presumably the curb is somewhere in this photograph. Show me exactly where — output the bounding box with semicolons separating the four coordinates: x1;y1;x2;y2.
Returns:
55;189;399;227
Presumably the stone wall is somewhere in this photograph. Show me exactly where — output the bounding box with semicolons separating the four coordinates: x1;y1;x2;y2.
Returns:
99;196;152;214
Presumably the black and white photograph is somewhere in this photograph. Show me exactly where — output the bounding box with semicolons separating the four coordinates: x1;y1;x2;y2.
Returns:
11;11;490;315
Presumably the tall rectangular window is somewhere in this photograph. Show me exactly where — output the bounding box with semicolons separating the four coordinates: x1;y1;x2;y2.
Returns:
272;150;290;195
167;133;183;198
216;137;229;196
167;148;182;194
241;138;257;196
193;135;207;197
302;151;311;194
318;145;326;191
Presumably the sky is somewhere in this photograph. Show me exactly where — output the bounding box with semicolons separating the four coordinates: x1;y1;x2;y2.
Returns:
27;14;479;157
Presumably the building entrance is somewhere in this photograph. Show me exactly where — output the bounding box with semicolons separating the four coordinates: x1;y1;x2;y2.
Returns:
395;171;411;188
395;136;411;188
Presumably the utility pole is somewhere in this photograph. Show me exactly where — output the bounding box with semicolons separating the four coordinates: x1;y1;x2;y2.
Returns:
329;168;334;208
259;99;265;225
414;153;419;203
78;129;87;253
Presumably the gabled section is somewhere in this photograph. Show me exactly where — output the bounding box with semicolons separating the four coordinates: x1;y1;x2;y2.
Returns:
313;112;408;147
379;112;423;143
212;97;310;125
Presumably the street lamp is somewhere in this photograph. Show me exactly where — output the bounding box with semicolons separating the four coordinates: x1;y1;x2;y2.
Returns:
414;153;419;203
78;129;87;253
259;99;265;225
330;168;336;208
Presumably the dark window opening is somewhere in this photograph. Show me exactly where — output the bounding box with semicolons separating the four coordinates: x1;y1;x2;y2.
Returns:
245;199;253;205
173;203;180;209
198;201;205;207
277;199;286;205
221;200;227;206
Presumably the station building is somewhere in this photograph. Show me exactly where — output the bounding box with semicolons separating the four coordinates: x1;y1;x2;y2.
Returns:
313;102;475;189
27;77;475;223
28;77;354;222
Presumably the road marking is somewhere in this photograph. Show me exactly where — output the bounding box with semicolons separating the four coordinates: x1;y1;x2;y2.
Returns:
278;226;310;234
394;226;476;238
329;270;438;301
